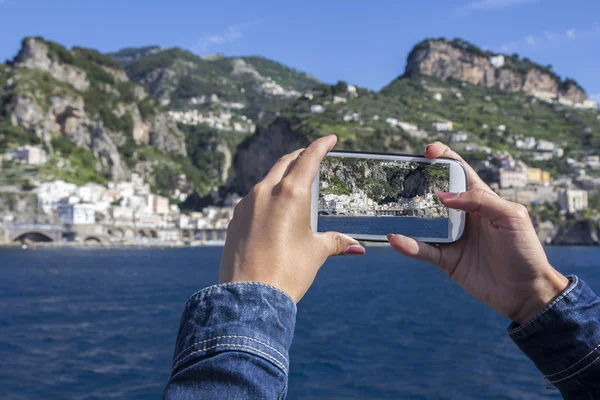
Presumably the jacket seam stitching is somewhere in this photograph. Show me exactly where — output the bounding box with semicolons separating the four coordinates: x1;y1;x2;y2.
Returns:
508;276;578;335
545;343;600;378
183;282;295;309
548;354;600;384
173;335;288;366
172;343;288;375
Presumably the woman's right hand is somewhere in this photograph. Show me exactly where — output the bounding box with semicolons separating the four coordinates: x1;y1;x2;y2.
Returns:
389;142;569;325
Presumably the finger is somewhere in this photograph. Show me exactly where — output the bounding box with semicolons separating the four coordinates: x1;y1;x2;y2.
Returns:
319;232;366;257
284;135;337;186
437;189;525;226
424;142;492;193
388;234;441;266
262;148;305;185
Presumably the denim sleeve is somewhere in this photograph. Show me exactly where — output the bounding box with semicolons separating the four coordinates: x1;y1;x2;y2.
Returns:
163;282;297;400
508;275;600;398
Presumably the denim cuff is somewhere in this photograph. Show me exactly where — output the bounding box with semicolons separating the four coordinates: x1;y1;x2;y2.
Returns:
170;282;297;377
508;275;600;385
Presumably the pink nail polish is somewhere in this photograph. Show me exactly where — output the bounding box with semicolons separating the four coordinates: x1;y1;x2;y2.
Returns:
436;192;460;200
345;245;365;255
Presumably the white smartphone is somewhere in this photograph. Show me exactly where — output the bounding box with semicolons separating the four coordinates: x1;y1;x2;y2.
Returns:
311;151;468;243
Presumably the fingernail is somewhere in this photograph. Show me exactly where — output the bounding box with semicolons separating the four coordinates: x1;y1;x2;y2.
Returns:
436;192;460;200
345;244;365;256
424;143;434;155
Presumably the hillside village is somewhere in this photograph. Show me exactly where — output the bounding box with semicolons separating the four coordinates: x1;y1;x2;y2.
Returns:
1;36;600;245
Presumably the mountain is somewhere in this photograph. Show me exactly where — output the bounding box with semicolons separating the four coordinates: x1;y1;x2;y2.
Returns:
0;37;319;197
113;46;319;123
1;36;599;213
402;38;587;103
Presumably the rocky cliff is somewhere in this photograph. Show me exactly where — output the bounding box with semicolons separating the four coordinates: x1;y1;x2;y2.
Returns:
2;37;187;185
552;220;600;245
404;38;587;103
230;118;310;194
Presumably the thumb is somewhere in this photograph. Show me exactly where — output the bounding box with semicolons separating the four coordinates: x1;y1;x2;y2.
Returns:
437;189;528;226
319;232;366;257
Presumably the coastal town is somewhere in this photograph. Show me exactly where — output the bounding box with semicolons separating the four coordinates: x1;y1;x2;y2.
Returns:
319;191;448;218
0;144;239;246
1;121;597;247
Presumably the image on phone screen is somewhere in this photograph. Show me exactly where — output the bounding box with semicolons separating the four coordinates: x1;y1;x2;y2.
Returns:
317;156;450;238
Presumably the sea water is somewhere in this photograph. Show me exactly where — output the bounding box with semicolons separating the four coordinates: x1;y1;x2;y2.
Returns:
2;246;597;399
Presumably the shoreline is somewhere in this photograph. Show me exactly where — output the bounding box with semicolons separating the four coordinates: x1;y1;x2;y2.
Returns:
318;215;447;219
2;241;599;249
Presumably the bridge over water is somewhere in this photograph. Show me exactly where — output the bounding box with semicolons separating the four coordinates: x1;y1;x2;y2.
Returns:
1;224;227;245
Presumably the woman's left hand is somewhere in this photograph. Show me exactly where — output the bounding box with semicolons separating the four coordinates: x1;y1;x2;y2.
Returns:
219;135;366;303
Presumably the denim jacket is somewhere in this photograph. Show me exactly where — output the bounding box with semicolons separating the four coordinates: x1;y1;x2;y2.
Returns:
164;276;600;399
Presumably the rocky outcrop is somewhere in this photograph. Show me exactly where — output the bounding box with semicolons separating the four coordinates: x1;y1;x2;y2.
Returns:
405;39;587;103
230;118;309;194
14;38;90;92
400;167;449;198
552;220;600;245
148;113;186;155
135;67;177;106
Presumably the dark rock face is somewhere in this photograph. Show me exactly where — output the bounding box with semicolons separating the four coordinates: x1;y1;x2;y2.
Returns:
230;118;309;194
400;167;447;198
552;220;600;245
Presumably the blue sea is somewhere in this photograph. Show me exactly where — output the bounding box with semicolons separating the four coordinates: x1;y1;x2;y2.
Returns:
318;216;448;238
1;246;599;399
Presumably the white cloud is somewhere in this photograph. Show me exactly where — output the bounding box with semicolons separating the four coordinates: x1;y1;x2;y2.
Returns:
455;0;539;15
497;24;600;52
194;19;263;53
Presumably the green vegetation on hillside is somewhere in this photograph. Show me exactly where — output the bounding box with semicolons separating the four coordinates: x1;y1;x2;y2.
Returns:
49;136;109;185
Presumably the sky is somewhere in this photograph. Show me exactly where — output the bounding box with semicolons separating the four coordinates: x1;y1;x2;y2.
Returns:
0;0;599;101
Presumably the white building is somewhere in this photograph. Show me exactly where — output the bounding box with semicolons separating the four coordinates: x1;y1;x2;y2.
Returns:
154;195;170;215
310;105;324;114
450;132;469;142
553;148;565;158
397;122;418;132
76;183;106;204
489;55;505;68
333;96;347;104
586;155;600;168
57;198;96;225
386;118;398;127
346;85;358;97
432;121;453;132
558;189;588;213
112;206;135;225
433;93;442;101
536;140;555;151
582;100;598;109
14;146;47;165
515;137;537;150
36;180;78;213
499;168;527;188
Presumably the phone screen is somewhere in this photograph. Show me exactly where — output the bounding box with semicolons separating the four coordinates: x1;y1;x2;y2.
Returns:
317;156;450;238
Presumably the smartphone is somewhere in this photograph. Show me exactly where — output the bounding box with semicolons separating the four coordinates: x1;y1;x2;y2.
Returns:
311;151;468;243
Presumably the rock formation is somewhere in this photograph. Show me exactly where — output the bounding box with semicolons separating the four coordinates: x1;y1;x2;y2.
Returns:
405;39;587;103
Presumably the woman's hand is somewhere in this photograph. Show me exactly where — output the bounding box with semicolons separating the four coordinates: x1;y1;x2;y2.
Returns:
389;142;569;324
219;135;366;303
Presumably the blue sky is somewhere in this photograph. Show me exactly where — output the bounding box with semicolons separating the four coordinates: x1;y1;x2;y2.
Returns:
1;0;599;100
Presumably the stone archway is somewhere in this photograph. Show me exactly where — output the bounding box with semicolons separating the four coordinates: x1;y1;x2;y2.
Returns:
12;231;54;243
